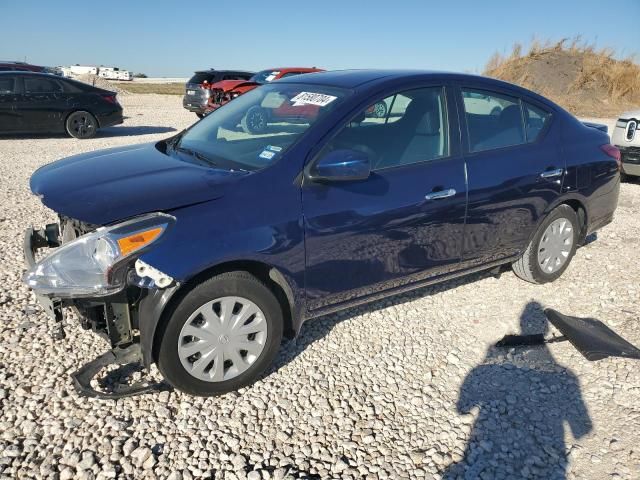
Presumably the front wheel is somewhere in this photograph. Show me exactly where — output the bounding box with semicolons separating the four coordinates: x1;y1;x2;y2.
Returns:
157;271;283;396
512;205;579;284
66;111;98;139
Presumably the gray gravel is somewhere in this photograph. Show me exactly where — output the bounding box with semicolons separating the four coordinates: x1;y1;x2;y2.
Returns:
1;95;639;479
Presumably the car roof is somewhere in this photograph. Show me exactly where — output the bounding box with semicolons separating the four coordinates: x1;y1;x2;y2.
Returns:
194;69;253;74
276;69;558;104
259;67;322;74
0;71;54;76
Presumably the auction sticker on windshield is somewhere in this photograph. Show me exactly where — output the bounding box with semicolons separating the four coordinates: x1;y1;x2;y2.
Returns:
291;92;337;107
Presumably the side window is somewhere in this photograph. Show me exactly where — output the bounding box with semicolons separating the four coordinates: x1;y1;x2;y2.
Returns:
24;77;63;94
462;88;524;152
323;87;449;170
279;72;302;79
0;77;15;94
524;102;551;142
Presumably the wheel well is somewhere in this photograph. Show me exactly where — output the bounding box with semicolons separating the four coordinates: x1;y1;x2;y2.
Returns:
562;199;588;243
151;261;296;362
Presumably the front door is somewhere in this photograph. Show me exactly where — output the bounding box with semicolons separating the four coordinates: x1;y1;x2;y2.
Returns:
14;75;67;132
458;86;563;267
302;86;467;312
0;75;19;132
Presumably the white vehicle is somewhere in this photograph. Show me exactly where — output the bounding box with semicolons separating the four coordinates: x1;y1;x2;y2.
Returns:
98;67;133;81
462;90;503;115
611;109;640;178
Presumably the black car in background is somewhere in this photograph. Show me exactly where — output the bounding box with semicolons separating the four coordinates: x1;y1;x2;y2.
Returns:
183;69;253;117
0;72;123;139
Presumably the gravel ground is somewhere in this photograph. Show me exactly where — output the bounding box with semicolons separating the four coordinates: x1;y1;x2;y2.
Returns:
0;95;639;479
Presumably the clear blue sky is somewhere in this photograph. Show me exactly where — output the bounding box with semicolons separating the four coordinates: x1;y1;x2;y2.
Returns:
1;0;638;77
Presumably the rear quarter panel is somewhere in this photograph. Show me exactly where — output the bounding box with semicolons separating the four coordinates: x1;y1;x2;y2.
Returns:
561;118;620;230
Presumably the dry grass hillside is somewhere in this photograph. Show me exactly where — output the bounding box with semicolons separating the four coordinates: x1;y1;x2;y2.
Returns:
484;38;640;117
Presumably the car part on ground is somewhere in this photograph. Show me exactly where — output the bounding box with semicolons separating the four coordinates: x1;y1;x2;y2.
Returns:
496;309;640;361
22;70;620;396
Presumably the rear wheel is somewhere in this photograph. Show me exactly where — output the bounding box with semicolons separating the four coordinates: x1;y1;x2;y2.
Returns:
512;205;579;284
372;101;388;118
66;111;98;139
157;271;283;396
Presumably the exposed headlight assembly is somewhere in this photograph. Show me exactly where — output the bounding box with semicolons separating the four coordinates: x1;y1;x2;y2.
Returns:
23;212;175;297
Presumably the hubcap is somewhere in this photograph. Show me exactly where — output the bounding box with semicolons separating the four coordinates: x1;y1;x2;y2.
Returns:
537;218;574;274
72;115;94;137
178;296;268;382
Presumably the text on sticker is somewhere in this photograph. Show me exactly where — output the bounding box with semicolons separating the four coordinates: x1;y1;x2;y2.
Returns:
291;92;337;107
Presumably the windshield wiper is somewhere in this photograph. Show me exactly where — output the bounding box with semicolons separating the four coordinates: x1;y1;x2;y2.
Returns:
166;130;186;150
176;146;218;167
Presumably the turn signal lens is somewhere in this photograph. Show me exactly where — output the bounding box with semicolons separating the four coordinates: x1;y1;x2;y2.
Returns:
117;227;163;256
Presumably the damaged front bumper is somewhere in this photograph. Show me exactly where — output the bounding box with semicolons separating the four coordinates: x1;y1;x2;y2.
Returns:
23;223;172;399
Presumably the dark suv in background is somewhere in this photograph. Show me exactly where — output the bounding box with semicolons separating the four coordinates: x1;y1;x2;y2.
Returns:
183;69;253;118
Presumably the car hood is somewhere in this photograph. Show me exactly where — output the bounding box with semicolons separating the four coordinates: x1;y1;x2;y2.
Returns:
210;79;260;92
30;142;242;225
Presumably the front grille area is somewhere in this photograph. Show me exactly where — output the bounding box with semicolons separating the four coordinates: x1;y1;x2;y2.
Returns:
58;215;98;243
620;146;640;165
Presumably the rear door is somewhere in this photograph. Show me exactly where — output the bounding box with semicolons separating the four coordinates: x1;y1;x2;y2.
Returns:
302;85;468;311
457;85;562;268
14;75;67;132
0;75;19;132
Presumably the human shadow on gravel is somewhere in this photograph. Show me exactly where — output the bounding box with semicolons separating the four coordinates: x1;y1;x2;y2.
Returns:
442;301;592;480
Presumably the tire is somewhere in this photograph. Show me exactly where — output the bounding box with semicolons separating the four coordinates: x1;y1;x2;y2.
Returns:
196;113;205;119
512;205;579;284
66;111;98;139
241;106;268;134
157;271;283;396
373;101;388;118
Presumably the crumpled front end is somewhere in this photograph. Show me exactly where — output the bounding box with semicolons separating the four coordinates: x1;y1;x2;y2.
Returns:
23;213;177;398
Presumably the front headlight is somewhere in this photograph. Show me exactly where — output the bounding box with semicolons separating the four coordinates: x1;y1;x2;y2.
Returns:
23;212;175;297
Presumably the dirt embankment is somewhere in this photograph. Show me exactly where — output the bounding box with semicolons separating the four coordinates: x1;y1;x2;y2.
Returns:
484;39;640;117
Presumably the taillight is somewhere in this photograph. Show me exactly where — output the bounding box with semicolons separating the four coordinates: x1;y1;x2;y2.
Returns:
101;94;117;104
600;144;621;171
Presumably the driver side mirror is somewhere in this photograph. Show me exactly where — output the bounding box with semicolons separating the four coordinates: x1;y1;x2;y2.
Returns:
309;149;371;182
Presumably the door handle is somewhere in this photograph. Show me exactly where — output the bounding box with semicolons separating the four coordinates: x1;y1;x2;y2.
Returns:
425;188;456;200
539;168;564;179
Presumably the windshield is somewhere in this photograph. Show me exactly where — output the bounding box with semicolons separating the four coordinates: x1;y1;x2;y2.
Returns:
249;70;281;84
188;72;216;84
175;83;349;171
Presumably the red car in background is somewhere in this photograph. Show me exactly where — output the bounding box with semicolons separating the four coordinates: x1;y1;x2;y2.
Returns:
204;67;323;115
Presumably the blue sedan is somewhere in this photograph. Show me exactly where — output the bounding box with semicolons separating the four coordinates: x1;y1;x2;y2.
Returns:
23;70;620;396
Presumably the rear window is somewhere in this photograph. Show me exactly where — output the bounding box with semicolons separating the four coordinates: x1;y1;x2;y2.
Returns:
0;77;15;94
24;77;63;93
524;102;551;142
462;88;525;152
188;72;217;84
